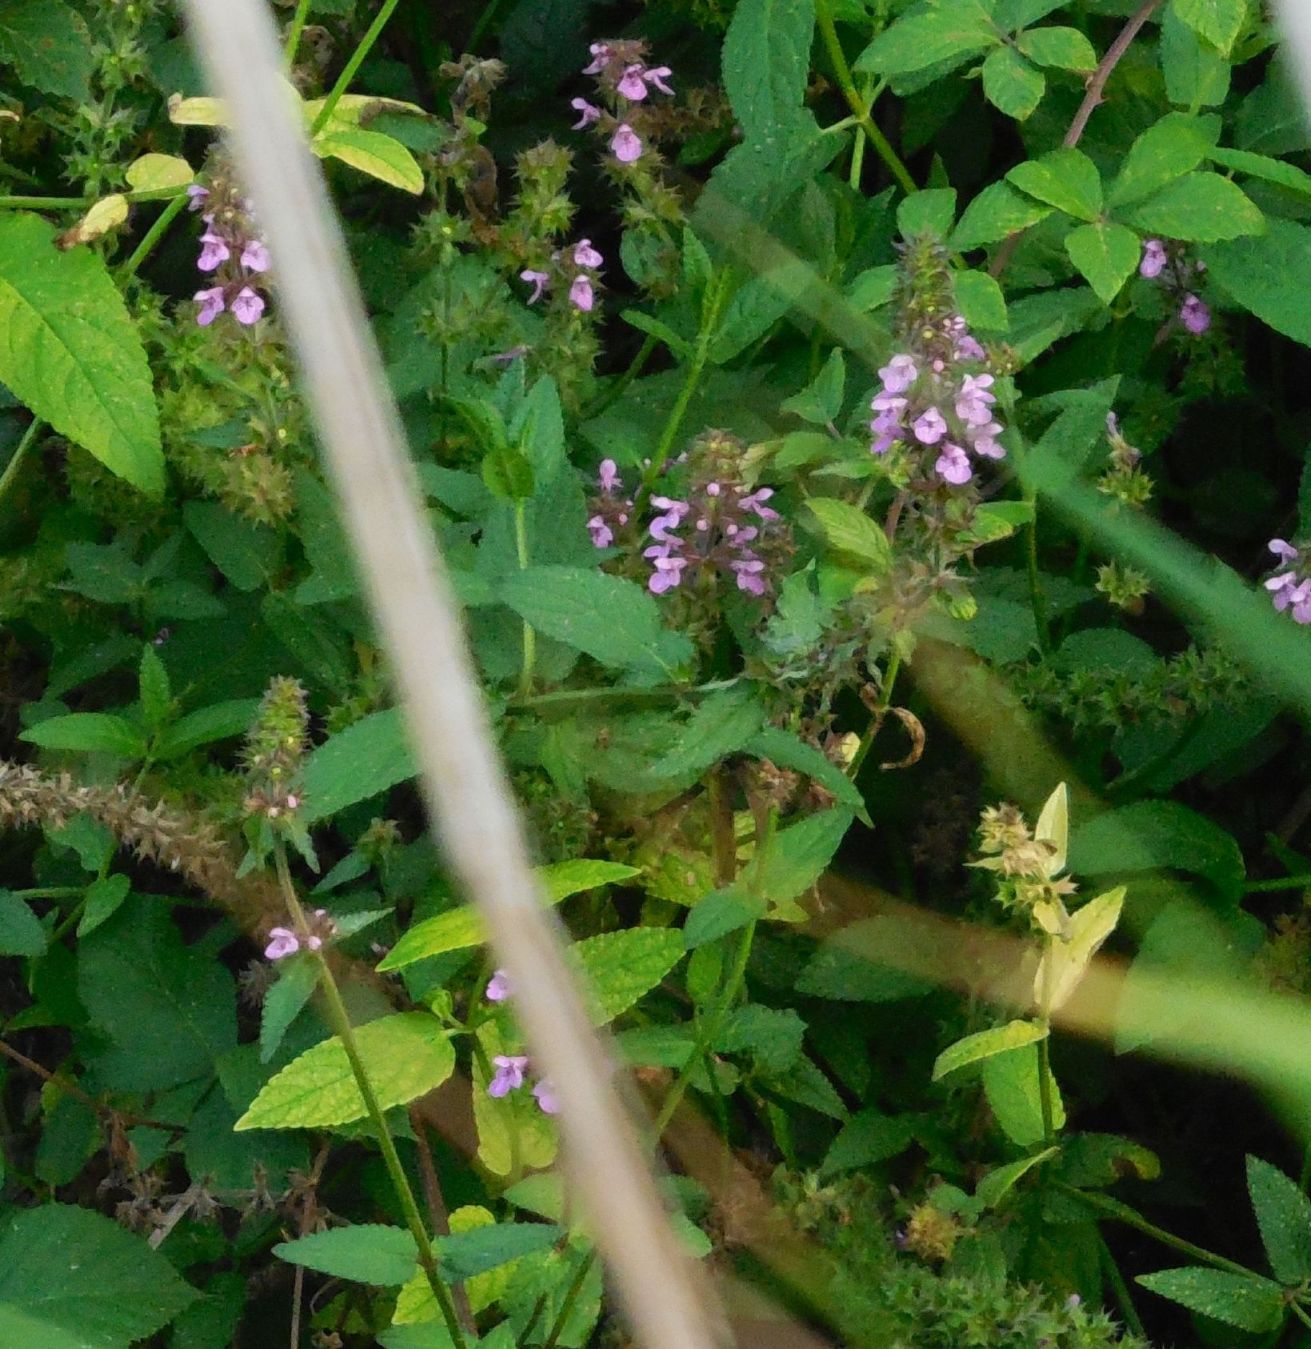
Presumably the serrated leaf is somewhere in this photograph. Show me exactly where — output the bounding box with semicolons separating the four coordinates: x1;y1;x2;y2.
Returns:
1246;1156;1311;1285
982;46;1045;121
805;498;892;572
976;1148;1059;1208
185;499;279;590
650;688;764;781
821;1108;915;1176
0;890;47;957
983;1044;1065;1146
932;1020;1047;1081
235;1012;454;1130
302;708;414;823
952;181;1053;251
1203;219;1311;347
1044;886;1124;1012
898;189;957;240
153;699;260;761
1207;145;1311;198
1126;171;1263;243
20;713;147;757
854;0;996;77
313;128;423;193
722;0;817;135
76;874;130;939
756;808;853;907
1008;149;1102;221
781;348;846;424
275;1225;417;1286
1173;0;1248;55
573;927;685;1024
260;955;321;1063
684;888;765;949
955;270;1008;331
1109;114;1212;208
1065;222;1143;304
168;94;226;126
138;645;171;730
1016;25;1096;71
621;309;693;360
0;0;94;100
0;214;162;492
745;726;867;815
1136;1267;1283;1332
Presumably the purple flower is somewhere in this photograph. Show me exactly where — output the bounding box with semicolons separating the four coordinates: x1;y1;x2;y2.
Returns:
913;407;948;445
231;287;265;325
611;124;642;163
731;557;767;595
186;184;209;210
934;443;973;485
645;66;674;95
617;64;650;100
739;488;779;521
1140;239;1168;279
645;546;688;593
486;969;512;1002
573;238;604;269
878;354;918;394
571;97;601;129
488;1055;530;1097
598;458;620;492
241;239;271;273
954;333;987;362
569;273;595;312
582;42;610;75
197;231;231;272
587;514;614;548
521;269;550;304
1270;539;1300;564
195;286;226;326
955;373;996;427
971;425;1005;459
532;1079;559;1114
489;344;529;365
1180;294;1211;334
264;926;299;960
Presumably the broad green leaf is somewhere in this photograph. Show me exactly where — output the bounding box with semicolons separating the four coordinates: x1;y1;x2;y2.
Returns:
76;873;130;939
854;0;996;77
302;708;414;822
1125;171;1263;243
20;713;146;757
650;688;764;781
500;566;692;676
721;0;816;135
185;499;280;590
954;270;1008;331
1034;782;1069;874
781;348;845;424
125;153;194;191
957;499;1034;545
745;726;867;815
847;264;899;309
275;1225;418;1286
168;94;226;126
805;498;892;572
756;808;853;907
0;214;162;493
260;955;321;1063
995;0;1066;25
1246;1156;1311;1285
377;860;638;972
1044;886;1124;1012
821;1108;915;1176
621;309;693;361
932;1020;1047;1081
982;1044;1065;1146
976;1148;1059;1208
573;927;685;1024
1173;0;1248;55
1007;149;1102;221
0;1204;196;1347
796;915;935;1001
235;1012;455;1130
0;889;46;957
1160;5;1230;108
153;699;260;761
1022;379;1120;493
717;1004;806;1073
952;181;1053;251
1109;114;1212;208
0;0;94;100
1016;26;1096;71
1207;145;1311;198
1136;1267;1283;1332
898;189;957;240
1203;219;1311;347
138;646;170;730
981;47;1045;121
313;128;424;193
684;888;765;949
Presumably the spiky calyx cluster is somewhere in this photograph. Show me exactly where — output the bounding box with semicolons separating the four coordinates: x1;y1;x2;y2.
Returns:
242;677;309;820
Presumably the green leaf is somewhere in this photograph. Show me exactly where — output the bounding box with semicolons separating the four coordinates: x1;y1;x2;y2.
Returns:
153;699;260;761
1007;149;1102;221
236;1012;455;1130
313;128;424;193
275;1225;417;1286
138;645;171;730
438;1222;563;1280
1160;5;1230;109
0;0;94;100
1109;114;1212;208
621;308;693;361
1045;886;1124;1012
952;181;1053;251
260;955;321;1063
1207;145;1311;198
745;726;867;815
717;1004;805;1073
650;688;764;781
983;1044;1065;1146
0;214;162;493
781;348;846;424
0;1203;196;1347
573;927;685;1024
821;1108;915;1176
797;915;936;1001
932;1020;1047;1081
302;708;414;823
0;890;47;957
1203;219;1311;347
805;498;892;572
756;808;853;907
1136;1267;1284;1332
954;270;1008;331
1125;172;1263;243
958;499;1035;546
898;189;958;240
1069;800;1245;901
76;873;130;939
854;0;996;78
976;1148;1059;1208
684;888;765;949
1172;0;1248;55
500;566;692;677
1016;25;1096;71
184;499;280;591
1246;1156;1311;1285
981;46;1045;121
539;859;642;902
1023;378;1120;493
721;0;816;136
1065;222;1141;305
20;712;147;757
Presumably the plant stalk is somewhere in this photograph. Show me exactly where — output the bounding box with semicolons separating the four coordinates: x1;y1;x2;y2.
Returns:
310;0;402;136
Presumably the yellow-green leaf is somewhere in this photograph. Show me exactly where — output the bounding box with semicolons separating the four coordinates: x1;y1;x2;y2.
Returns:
932;1019;1047;1081
167;94;226;126
313;128;423;194
126;153;194;191
1043;886;1125;1012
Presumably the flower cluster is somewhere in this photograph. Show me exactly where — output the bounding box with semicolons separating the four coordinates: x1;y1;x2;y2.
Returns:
521;236;605;313
264;909;336;961
1264;539;1311;623
1098;413;1152;508
972;792;1077;934
488;1054;558;1114
188;176;270;328
645;480;781;596
585;458;634;548
573;39;675;165
1139;238;1210;335
868;317;1004;487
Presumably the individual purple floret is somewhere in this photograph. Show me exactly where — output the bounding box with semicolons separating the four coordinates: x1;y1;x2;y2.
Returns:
571;97;601;128
611;124;642;163
532;1079;559;1114
521;269;550;305
1140;239;1168;279
569;273;596;312
486;968;513;1002
1265;539;1311;623
264;926;299;960
488;1055;530;1097
1180;293;1211;335
586;458;634;549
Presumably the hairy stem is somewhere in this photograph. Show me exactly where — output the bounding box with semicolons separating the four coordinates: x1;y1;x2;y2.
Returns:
121;192;189;279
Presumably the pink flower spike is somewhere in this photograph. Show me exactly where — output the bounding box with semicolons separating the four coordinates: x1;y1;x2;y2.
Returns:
533;1079;559;1114
1140;239;1168;279
913;407;948;445
194;286;226;326
611;123;642;163
573;238;604;269
570;97;601;129
241;239;271;273
520;269;550;305
264;927;299;961
486;969;512;1002
934;443;973;486
569;273;595;312
488;1055;529;1097
197;231;230;272
232;287;265;325
617;64;649;100
645;65;674;95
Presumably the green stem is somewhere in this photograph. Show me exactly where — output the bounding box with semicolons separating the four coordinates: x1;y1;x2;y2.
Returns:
120;192;189;279
284;0;314;66
467;0;514;54
1290;1301;1311;1333
848;649;901;779
582;333;658;421
273;846;469;1349
1097;1230;1148;1339
310;0;402;136
1058;1184;1258;1278
1036;943;1056;1146
540;1246;595;1349
1025;491;1052;655
1245;875;1311;894
514;501;535;698
814;0;916;194
0;186;189;211
0;417;44;511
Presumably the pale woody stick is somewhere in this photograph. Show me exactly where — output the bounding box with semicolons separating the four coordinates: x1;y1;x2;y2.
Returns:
176;2;726;1344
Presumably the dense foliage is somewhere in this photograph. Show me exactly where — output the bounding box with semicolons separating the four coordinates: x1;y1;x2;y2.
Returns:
3;0;1311;1344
